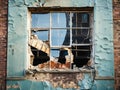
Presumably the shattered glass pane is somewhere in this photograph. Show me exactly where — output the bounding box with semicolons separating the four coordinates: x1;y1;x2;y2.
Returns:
51;29;70;46
51;49;60;57
31;47;50;66
32;13;50;28
32;30;48;41
50;49;71;69
72;46;91;68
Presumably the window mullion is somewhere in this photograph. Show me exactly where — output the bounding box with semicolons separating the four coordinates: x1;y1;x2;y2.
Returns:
50;13;52;69
70;12;72;46
50;13;52;48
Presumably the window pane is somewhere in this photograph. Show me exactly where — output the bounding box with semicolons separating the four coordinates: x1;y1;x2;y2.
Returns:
81;14;89;23
81;13;89;27
72;29;91;44
51;29;70;46
32;30;48;41
32;13;50;28
51;13;70;28
72;13;89;27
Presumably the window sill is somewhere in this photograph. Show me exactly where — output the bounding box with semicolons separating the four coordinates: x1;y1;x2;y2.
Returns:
25;68;95;74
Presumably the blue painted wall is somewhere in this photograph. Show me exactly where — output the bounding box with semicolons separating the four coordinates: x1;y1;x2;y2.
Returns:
7;0;114;89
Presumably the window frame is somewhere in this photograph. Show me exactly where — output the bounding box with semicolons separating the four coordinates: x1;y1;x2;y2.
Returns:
29;8;94;71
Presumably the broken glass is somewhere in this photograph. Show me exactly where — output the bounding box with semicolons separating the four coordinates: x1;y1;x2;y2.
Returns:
32;30;48;41
50;49;71;69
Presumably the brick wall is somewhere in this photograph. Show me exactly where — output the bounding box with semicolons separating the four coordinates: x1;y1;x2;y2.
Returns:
0;0;8;90
113;0;120;90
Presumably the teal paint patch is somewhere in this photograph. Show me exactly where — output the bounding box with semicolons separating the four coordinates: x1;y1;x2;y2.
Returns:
17;80;33;90
44;0;72;7
9;0;40;7
24;0;42;7
24;0;39;6
71;0;94;7
95;0;108;6
8;0;25;7
30;81;44;90
7;81;20;90
44;0;94;7
7;80;53;90
78;73;95;90
91;80;114;90
95;0;113;8
94;0;114;76
7;6;28;77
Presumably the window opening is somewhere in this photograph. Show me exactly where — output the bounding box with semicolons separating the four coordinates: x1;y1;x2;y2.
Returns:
30;11;93;71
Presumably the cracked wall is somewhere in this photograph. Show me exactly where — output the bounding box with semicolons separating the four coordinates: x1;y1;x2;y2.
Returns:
7;0;114;90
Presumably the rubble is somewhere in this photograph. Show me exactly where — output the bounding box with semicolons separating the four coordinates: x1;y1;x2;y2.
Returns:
29;34;50;55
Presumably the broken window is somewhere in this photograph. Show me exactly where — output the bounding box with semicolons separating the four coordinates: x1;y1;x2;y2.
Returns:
29;11;93;71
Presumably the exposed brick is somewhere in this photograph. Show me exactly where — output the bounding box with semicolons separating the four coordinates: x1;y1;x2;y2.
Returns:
113;0;120;89
0;0;8;90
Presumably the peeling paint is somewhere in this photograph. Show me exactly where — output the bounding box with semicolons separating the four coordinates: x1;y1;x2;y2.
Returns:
7;85;20;89
8;72;95;89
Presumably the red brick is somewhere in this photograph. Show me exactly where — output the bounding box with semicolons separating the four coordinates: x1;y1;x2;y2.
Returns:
0;0;8;90
114;0;120;89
